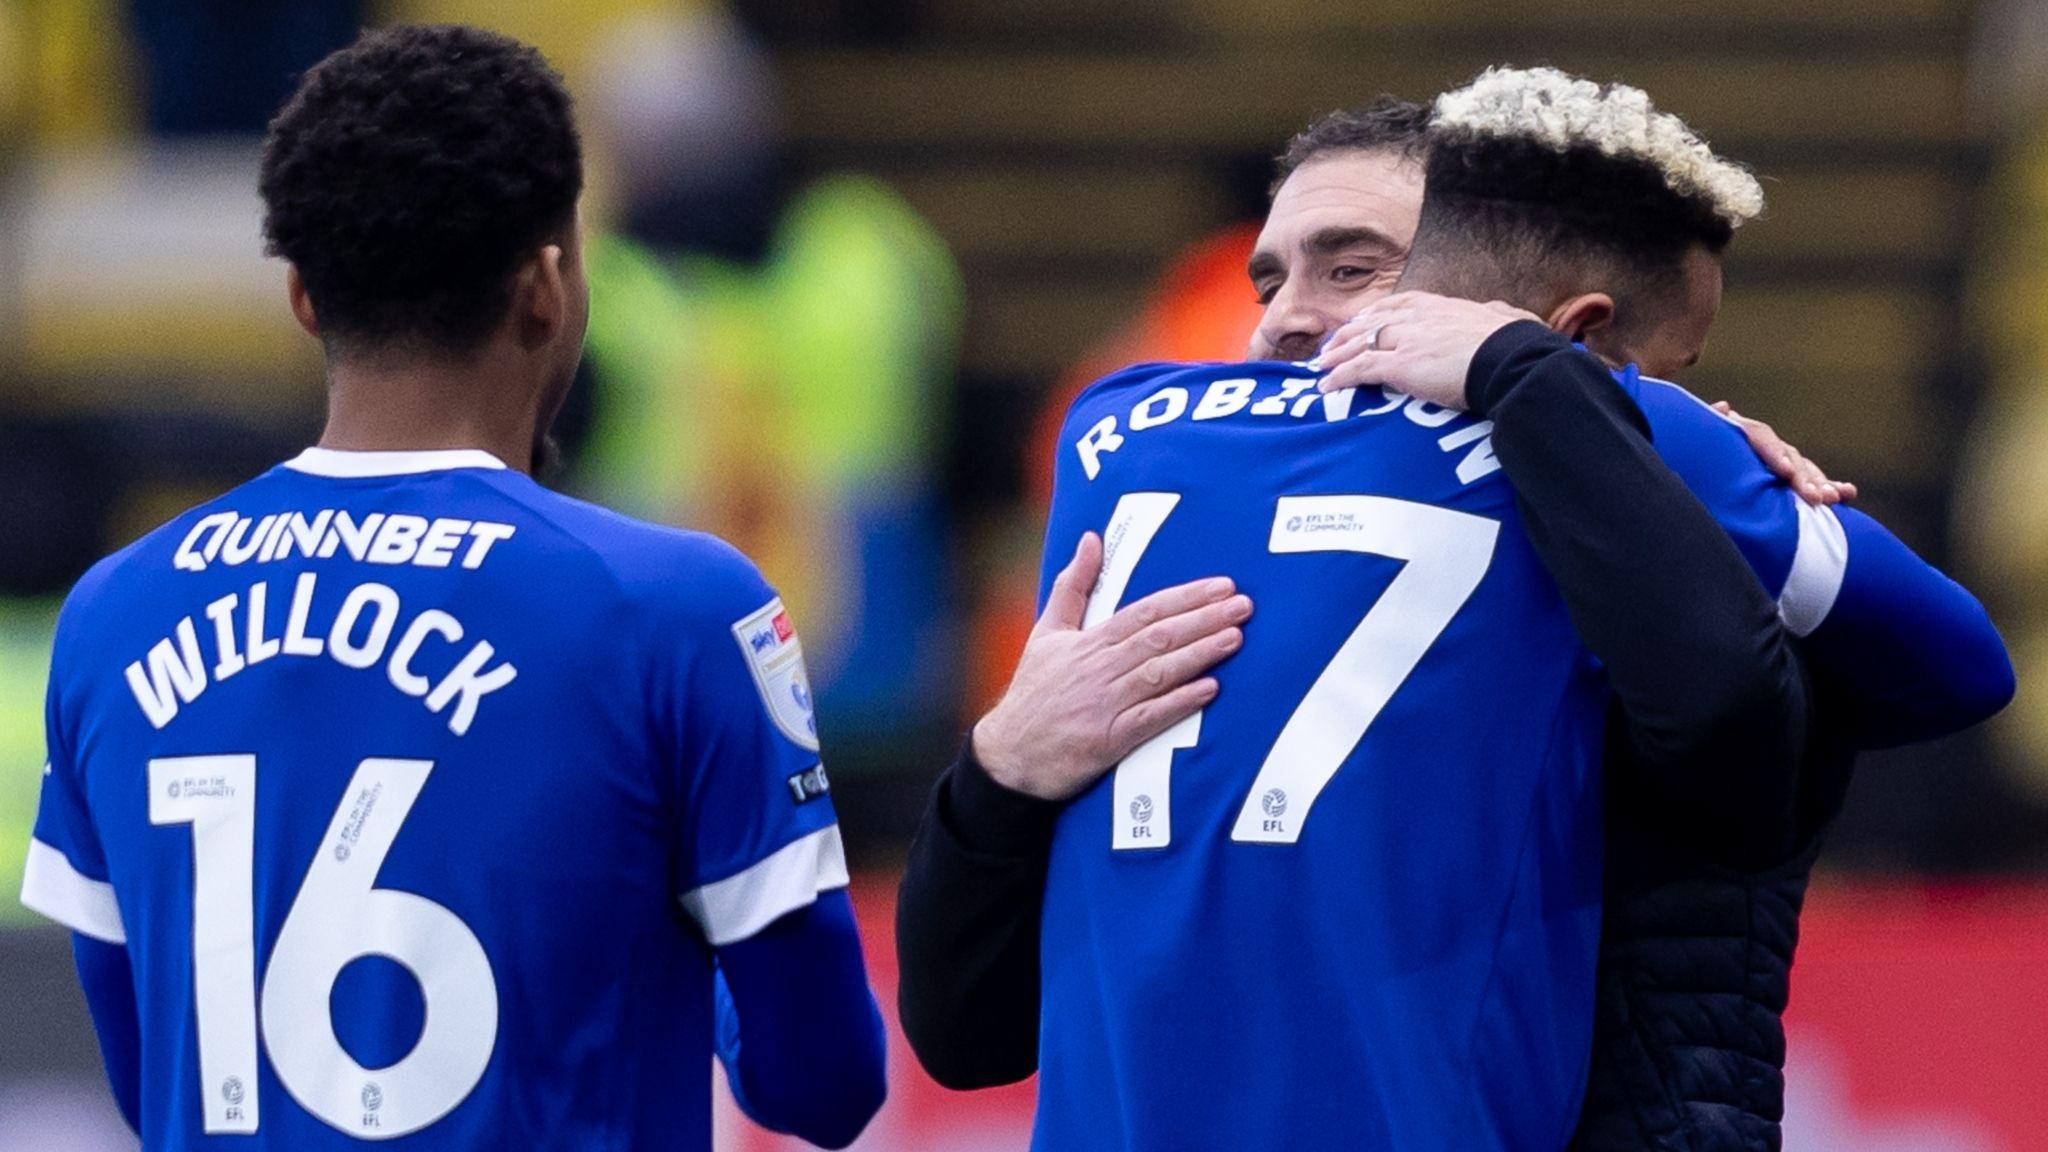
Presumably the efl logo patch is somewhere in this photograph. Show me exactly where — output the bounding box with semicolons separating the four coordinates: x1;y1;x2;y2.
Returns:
786;763;831;805
731;597;821;752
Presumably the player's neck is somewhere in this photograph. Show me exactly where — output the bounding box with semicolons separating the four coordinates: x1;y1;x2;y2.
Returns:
317;350;540;475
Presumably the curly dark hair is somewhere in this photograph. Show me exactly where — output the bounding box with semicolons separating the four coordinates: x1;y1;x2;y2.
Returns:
260;24;584;355
1271;97;1434;195
1407;130;1736;329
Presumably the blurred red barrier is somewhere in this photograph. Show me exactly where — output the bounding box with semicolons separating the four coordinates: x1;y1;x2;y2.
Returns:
1782;881;2048;1151
723;876;2048;1151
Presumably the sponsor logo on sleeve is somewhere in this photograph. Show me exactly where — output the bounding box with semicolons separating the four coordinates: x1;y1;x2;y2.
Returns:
786;764;831;805
731;597;822;752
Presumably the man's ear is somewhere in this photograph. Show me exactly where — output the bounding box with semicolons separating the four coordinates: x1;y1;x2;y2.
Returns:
513;244;567;352
1547;292;1616;346
287;265;320;339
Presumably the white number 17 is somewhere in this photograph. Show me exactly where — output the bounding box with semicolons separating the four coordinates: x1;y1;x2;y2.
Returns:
1090;492;1499;850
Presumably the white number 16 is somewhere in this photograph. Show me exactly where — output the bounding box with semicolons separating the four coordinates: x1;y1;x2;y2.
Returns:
1092;492;1499;849
149;754;498;1139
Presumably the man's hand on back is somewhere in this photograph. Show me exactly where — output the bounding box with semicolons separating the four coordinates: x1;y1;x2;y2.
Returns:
972;533;1251;802
1312;292;1540;408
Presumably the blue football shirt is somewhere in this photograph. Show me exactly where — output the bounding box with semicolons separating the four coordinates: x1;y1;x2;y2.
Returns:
1031;360;1846;1151
21;448;848;1149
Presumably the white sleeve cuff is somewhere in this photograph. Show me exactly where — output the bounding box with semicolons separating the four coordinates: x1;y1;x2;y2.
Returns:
1778;499;1848;637
679;825;849;947
20;838;126;944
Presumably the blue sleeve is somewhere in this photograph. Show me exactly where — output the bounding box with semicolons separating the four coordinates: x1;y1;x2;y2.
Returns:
1804;507;2014;747
73;933;142;1134
664;543;848;948
21;620;127;945
713;890;887;1148
1630;374;2014;747
26;583;140;1131
657;542;885;1144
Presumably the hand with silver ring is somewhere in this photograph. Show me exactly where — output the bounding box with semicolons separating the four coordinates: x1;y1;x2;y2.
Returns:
1315;292;1540;410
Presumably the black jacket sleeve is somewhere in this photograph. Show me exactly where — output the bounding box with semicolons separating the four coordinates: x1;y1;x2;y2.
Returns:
1471;321;1810;868
895;738;1062;1088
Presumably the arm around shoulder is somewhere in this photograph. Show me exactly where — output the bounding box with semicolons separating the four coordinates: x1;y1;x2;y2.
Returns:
1472;323;1811;865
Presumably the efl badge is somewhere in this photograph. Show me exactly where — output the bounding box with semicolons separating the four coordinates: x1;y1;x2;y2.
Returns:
731;597;822;752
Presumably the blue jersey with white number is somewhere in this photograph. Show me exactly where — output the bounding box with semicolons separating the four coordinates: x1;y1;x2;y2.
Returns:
1032;360;1848;1152
21;448;847;1150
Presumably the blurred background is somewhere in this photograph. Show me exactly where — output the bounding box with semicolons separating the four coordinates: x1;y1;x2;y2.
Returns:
2;0;2046;1148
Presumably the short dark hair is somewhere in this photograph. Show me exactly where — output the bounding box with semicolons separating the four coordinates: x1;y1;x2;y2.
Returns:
260;24;584;355
1406;129;1737;329
1271;97;1433;196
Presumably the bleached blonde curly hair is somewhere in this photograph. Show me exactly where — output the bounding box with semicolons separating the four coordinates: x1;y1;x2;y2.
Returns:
1433;65;1764;229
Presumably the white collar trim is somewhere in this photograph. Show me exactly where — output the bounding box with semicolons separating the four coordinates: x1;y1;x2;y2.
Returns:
283;447;511;478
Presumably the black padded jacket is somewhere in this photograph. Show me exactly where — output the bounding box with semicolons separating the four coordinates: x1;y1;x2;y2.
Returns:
1568;709;1856;1152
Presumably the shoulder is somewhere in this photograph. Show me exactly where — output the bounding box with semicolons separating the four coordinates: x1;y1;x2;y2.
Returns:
1623;373;1768;474
787;173;941;246
1621;371;1785;502
1628;371;1737;439
487;482;778;633
1064;359;1304;430
53;481;256;639
1067;360;1197;413
1624;371;1843;612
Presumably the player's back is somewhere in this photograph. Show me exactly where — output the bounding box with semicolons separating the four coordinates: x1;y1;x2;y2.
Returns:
1032;362;1611;1151
24;448;842;1150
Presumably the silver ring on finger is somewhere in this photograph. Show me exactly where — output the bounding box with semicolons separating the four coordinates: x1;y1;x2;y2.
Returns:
1364;323;1387;352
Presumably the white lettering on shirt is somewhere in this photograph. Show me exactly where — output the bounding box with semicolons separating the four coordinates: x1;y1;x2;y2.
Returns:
125;579;517;736
1072;377;1498;489
171;510;516;575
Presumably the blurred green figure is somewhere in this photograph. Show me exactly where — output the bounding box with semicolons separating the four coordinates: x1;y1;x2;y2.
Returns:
578;10;963;734
0;602;57;929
